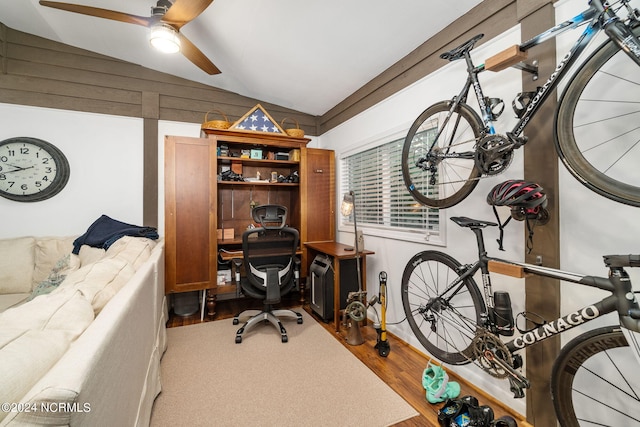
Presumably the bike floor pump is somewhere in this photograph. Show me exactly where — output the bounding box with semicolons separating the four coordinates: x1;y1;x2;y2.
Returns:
374;271;391;357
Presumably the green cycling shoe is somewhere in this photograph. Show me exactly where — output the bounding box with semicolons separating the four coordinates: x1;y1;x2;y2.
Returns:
422;363;461;403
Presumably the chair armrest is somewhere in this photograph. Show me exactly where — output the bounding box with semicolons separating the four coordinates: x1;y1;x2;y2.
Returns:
294;257;301;282
231;258;243;283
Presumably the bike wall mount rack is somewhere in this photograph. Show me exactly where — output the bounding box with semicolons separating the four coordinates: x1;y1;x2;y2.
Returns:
485;44;539;80
510;60;539;80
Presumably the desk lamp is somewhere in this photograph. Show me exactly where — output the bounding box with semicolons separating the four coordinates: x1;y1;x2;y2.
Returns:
341;190;365;345
341;191;360;252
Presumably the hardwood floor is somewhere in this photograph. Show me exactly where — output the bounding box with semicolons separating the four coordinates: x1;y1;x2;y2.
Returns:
166;293;532;427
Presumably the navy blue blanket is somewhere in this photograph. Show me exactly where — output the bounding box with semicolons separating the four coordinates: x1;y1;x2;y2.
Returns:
72;215;159;254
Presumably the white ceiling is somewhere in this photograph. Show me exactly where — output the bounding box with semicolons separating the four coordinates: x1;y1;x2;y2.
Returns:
0;0;482;116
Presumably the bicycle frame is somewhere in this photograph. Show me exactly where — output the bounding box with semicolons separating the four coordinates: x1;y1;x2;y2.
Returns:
442;224;640;357
489;258;639;353
448;0;640;146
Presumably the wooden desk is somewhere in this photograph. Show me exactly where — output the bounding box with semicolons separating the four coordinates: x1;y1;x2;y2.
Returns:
218;248;303;262
304;241;375;332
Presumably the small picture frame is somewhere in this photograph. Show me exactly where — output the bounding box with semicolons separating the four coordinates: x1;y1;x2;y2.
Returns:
250;149;263;159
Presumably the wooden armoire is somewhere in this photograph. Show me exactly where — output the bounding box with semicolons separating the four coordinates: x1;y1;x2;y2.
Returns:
164;128;335;317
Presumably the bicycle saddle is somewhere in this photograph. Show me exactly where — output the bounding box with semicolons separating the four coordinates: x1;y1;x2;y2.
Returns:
450;216;497;228
440;34;484;61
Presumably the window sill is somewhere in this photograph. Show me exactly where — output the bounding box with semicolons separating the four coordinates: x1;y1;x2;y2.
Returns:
338;225;445;247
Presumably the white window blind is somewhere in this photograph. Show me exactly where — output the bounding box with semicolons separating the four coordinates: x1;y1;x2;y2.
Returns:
340;135;440;238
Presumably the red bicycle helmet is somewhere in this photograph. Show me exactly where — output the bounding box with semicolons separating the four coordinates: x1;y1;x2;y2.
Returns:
487;179;549;252
487;180;547;219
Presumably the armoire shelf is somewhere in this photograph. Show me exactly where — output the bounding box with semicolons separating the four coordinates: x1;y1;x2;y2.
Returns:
217;156;298;167
217;181;299;187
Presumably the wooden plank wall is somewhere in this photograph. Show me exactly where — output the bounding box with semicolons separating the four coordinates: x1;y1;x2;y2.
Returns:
0;1;526;139
519;2;561;426
0;23;318;135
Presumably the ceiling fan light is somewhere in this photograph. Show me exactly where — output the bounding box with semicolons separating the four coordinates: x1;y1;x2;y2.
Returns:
149;24;180;54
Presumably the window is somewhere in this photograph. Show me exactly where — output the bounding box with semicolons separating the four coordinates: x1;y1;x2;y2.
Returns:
340;133;441;243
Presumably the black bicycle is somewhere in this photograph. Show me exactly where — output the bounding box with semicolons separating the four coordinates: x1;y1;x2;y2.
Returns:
401;216;640;426
402;0;640;208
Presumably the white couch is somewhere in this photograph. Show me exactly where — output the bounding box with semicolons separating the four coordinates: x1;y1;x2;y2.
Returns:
0;235;166;426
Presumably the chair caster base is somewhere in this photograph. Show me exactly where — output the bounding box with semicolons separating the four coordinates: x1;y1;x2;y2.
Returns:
233;308;302;343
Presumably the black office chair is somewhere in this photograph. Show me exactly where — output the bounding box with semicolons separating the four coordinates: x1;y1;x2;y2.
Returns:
233;205;303;343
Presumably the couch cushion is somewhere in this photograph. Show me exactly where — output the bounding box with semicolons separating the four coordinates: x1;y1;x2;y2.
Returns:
105;236;156;269
78;244;106;266
33;236;76;287
61;257;136;315
0;288;94;423
63;237;156;314
0;237;35;294
0;294;30;312
0;329;73;423
0;288;95;337
28;254;73;301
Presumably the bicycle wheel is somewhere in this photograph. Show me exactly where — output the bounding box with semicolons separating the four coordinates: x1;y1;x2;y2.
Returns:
402;101;484;209
401;250;485;364
556;25;640;207
551;326;640;426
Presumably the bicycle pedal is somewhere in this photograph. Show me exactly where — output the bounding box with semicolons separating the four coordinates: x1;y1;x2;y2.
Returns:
512;354;523;370
508;377;527;399
506;132;528;147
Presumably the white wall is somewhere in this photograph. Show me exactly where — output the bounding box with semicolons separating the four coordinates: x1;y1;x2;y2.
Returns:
0;106;319;240
0;104;144;237
319;25;529;413
318;0;640;416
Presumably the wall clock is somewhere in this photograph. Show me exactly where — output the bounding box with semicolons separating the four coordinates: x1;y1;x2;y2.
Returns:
0;137;70;202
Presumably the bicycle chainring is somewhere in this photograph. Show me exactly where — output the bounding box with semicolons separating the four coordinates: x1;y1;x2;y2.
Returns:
475;134;514;176
472;330;513;378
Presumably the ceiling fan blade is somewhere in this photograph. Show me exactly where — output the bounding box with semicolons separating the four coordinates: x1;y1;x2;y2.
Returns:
163;0;213;29
177;32;220;75
39;1;153;28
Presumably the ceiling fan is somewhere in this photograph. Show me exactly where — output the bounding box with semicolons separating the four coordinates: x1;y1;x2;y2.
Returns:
39;0;220;74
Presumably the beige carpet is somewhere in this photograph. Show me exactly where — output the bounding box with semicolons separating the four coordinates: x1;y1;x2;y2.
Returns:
150;309;418;426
